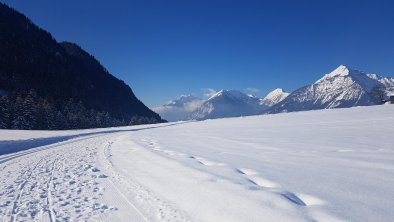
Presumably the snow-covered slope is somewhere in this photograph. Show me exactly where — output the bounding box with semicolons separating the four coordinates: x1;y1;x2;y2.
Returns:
153;95;203;122
366;73;394;94
1;105;394;221
260;88;289;107
191;90;263;120
268;65;394;113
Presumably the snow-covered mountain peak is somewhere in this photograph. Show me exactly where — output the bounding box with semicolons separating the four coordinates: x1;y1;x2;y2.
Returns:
165;95;201;107
314;65;385;92
260;88;289;107
208;90;225;99
246;94;257;98
192;89;266;120
154;95;203;122
265;88;287;98
208;89;250;101
316;65;363;82
332;64;350;75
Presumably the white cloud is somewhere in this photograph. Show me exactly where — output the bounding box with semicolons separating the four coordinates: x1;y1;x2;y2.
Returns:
201;88;217;98
244;87;260;95
184;100;204;112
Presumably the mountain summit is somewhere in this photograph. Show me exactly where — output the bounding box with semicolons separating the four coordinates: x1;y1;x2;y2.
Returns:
317;65;353;78
191;90;263;120
260;88;289;108
267;65;394;113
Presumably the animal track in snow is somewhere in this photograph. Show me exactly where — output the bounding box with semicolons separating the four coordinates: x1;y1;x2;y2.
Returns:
236;168;277;188
280;191;306;206
235;167;315;207
236;168;259;176
142;139;228;171
142;138;189;158
247;176;278;188
189;156;226;167
297;193;326;206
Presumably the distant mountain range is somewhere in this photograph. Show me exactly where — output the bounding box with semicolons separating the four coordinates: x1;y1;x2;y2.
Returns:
154;88;289;121
0;3;164;130
155;65;394;121
268;65;394;113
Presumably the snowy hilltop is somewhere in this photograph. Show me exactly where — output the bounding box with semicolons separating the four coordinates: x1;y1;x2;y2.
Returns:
267;65;394;113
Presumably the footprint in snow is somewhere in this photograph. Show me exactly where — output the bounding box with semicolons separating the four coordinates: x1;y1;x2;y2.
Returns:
90;167;100;172
236;168;259;176
189;156;226;167
280;191;306;206
236;168;277;188
236;167;311;207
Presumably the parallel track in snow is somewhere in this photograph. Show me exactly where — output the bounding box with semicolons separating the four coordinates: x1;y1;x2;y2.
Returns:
0;133;131;221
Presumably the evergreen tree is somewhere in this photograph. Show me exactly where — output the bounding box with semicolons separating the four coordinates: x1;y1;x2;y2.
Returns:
21;90;37;129
11;96;26;129
35;98;55;129
54;111;67;130
0;96;10;128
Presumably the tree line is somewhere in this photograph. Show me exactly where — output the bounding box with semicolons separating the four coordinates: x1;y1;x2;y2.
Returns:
0;90;159;130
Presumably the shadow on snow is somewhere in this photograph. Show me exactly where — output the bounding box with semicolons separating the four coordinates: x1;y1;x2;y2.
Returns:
0;122;187;156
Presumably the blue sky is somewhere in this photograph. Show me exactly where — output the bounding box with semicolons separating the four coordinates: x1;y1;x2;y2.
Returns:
3;0;394;107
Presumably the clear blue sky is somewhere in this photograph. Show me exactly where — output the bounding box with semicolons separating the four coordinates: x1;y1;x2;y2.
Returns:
2;0;394;107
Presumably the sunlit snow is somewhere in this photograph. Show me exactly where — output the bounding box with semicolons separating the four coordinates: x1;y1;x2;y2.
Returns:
1;105;394;221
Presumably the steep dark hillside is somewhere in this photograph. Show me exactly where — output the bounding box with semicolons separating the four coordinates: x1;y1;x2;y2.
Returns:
0;3;164;129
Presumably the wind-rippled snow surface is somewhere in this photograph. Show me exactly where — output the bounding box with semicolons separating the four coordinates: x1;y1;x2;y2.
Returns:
1;105;394;221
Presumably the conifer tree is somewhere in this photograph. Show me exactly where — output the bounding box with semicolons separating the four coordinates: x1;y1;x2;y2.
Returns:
0;96;10;128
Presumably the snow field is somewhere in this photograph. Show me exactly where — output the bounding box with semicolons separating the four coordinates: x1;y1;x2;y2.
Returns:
1;105;394;221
